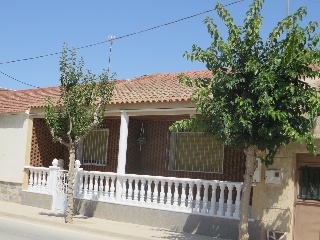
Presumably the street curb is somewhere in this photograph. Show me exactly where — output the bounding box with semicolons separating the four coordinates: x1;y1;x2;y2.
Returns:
0;211;154;240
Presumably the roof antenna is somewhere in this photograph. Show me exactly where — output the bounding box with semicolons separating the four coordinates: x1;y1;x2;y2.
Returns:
107;35;115;76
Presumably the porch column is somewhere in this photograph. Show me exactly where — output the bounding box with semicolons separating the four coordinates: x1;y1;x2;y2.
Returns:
116;111;129;201
117;111;129;174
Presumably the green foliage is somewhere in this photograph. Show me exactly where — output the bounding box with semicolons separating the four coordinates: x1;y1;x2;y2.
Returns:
45;44;114;146
171;0;320;165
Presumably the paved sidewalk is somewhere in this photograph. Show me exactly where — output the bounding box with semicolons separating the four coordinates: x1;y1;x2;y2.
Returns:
0;201;227;240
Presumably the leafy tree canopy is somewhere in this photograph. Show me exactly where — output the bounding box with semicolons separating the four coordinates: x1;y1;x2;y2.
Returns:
45;45;114;147
171;0;320;165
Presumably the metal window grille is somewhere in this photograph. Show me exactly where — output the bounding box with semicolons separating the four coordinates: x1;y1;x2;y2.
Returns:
168;132;224;173
77;129;109;166
298;166;320;200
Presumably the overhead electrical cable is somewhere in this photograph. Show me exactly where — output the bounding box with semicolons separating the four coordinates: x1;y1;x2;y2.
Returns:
0;70;40;88
0;0;244;66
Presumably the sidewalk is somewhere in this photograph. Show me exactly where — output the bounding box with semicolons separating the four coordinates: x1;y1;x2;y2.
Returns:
0;200;227;240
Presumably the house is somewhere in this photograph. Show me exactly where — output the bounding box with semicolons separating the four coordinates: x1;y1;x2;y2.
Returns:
0;70;319;239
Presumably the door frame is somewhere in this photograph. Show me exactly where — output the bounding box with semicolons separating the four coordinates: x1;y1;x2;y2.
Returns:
293;153;320;239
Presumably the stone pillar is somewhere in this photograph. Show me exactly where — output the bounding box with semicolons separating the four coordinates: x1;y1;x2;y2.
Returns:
49;159;60;195
74;160;83;198
116;111;129;201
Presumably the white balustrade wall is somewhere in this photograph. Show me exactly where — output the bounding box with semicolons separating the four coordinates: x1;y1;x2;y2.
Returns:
24;160;243;219
25;166;51;194
74;170;243;218
24;158;68;195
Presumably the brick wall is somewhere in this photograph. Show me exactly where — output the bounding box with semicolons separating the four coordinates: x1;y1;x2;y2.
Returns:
30;117;246;182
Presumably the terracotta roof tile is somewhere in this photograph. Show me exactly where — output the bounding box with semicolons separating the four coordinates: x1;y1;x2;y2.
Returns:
0;70;212;114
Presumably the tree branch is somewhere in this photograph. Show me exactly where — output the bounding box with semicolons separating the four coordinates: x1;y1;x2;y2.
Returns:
50;129;69;147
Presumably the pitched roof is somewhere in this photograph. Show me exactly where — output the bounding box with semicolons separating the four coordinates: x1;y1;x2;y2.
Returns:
0;70;212;114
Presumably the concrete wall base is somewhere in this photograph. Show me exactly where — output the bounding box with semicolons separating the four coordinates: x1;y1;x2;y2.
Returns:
74;199;262;239
21;191;53;210
0;181;22;203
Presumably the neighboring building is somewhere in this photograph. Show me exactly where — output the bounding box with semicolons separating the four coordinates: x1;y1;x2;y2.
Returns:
0;70;319;239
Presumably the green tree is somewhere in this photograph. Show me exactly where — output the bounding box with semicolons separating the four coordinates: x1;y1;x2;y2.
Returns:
45;45;114;223
171;0;320;239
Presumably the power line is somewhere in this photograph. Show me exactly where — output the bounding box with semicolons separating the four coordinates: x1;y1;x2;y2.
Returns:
0;70;39;88
0;0;244;66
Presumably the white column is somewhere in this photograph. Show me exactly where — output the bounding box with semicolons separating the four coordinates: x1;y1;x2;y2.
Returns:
116;111;129;201
74;160;83;198
117;111;129;174
49;159;60;195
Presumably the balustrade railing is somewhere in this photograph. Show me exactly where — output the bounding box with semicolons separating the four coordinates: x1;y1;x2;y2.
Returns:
75;170;243;218
25;166;50;194
24;159;67;195
24;160;243;218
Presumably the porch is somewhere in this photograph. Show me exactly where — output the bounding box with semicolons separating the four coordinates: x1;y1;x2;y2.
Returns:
22;111;260;238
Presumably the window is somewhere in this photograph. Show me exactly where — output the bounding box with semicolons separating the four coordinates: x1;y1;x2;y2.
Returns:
77;129;109;166
298;166;320;200
168;132;224;173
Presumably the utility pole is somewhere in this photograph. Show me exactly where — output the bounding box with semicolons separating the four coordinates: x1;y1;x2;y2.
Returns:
107;35;115;75
286;0;289;17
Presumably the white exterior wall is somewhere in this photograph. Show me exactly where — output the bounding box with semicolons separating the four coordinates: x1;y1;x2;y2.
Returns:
0;114;29;183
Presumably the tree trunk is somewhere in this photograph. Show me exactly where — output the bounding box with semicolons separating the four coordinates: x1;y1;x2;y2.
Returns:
238;146;256;240
65;145;75;223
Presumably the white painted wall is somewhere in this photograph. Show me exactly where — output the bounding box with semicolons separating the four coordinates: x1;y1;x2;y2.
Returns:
0;114;29;183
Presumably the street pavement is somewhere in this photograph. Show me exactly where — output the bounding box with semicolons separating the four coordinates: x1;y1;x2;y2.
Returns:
0;215;115;240
0;200;228;240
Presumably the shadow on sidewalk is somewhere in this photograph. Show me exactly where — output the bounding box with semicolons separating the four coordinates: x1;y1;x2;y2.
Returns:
38;212;88;219
150;228;213;240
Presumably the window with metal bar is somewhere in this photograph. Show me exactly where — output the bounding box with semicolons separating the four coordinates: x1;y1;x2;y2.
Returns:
168;132;224;173
77;129;109;166
298;166;320;200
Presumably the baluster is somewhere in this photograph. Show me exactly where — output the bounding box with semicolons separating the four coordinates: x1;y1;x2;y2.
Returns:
41;171;47;193
110;176;116;200
146;180;152;204
83;172;89;198
121;178;127;202
36;170;42;191
97;175;103;200
233;184;242;218
188;182;194;211
194;181;202;213
88;173;94;198
102;176;108;198
133;179;139;203
78;171;84;198
181;182;188;210
159;181;166;206
217;182;226;216
173;181;180;208
128;177;133;202
225;183;234;217
167;181;172;205
45;171;50;193
28;169;34;190
210;182;218;215
202;181;209;214
153;180;159;204
91;174;97;198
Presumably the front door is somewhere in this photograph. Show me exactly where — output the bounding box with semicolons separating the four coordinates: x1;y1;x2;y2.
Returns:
294;154;320;240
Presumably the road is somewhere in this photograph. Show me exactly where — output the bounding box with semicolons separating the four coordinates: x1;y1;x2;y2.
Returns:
0;215;123;240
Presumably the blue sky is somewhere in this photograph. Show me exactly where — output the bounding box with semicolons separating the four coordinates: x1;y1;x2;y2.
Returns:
0;0;319;90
